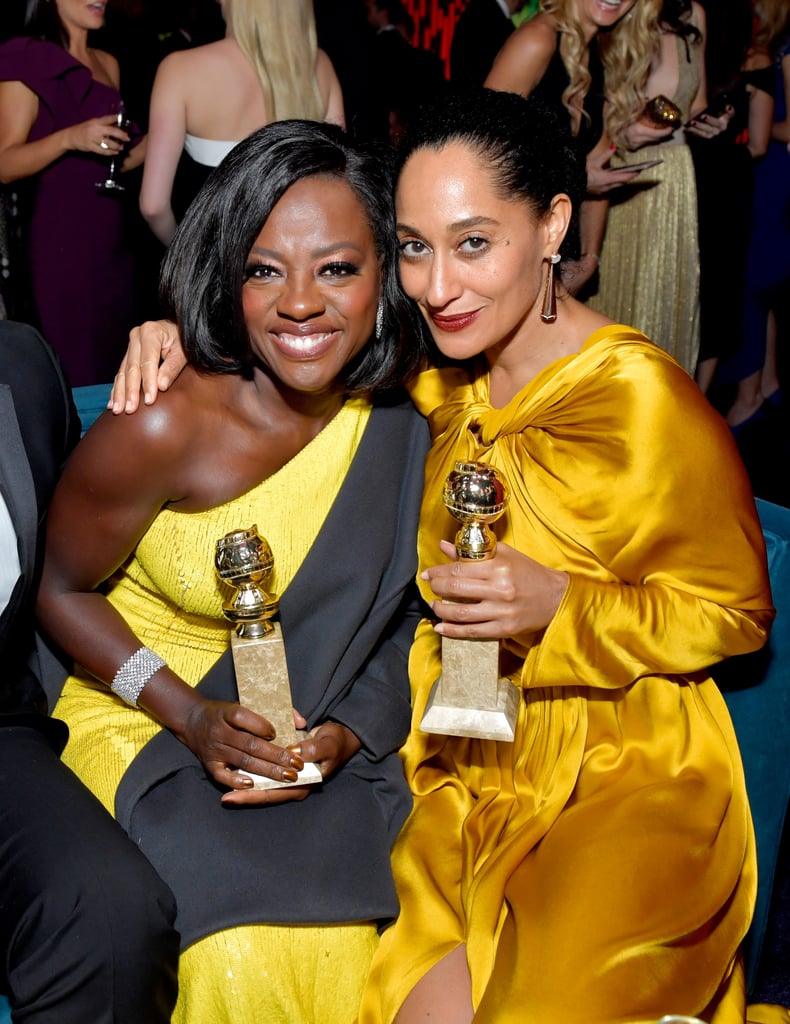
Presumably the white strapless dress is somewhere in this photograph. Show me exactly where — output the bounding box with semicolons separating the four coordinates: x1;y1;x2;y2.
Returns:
184;134;239;168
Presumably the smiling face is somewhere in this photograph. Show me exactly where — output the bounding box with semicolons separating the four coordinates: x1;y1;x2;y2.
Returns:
577;0;640;34
395;142;567;366
241;175;381;398
54;0;107;33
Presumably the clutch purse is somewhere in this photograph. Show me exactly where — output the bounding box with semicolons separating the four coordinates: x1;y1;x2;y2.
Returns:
642;95;682;127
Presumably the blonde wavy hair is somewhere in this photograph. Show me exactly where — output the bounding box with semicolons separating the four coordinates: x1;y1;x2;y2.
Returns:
753;0;790;57
539;0;662;147
224;0;325;121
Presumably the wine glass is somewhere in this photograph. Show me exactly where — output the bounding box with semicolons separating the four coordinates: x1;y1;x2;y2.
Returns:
95;103;133;194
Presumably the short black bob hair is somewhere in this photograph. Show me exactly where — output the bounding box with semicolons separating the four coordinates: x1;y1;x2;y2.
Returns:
160;119;425;394
395;88;588;264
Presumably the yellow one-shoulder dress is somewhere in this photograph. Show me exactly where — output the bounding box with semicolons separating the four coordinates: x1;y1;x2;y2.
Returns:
54;400;383;1024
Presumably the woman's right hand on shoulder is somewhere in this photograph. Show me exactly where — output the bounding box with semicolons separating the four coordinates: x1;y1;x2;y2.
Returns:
109;319;188;413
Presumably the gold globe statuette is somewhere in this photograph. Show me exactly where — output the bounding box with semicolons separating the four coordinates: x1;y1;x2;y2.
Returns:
215;525;322;788
419;462;520;742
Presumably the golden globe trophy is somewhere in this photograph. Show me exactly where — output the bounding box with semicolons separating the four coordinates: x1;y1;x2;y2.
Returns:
215;525;322;789
419;462;520;742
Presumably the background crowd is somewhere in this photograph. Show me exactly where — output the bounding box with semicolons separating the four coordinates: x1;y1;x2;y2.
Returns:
0;0;788;1019
0;0;787;503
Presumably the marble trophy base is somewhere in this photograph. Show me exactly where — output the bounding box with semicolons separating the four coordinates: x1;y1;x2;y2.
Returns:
419;635;519;742
230;624;322;789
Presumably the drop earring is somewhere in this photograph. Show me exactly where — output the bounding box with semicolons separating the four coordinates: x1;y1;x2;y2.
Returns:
540;253;561;323
375;300;384;338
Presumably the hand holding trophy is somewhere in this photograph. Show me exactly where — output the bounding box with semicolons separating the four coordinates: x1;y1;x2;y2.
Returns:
215;525;322;789
420;461;520;741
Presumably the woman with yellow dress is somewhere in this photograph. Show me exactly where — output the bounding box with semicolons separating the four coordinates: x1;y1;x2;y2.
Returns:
356;89;783;1023
110;93;789;1023
35;119;429;1024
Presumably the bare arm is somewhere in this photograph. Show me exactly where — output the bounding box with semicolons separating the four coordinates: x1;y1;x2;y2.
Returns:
121;133;147;173
317;48;345;128
139;54;188;245
484;17;556;97
0;79;129;183
37;398;305;799
746;78;775;156
772;52;790;145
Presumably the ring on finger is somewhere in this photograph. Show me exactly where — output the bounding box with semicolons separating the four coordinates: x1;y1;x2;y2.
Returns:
99;138;110;151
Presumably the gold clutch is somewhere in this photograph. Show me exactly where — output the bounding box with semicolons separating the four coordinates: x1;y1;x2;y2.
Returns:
642;94;682;126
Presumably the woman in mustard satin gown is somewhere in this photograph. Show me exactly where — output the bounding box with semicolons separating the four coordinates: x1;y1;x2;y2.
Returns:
355;90;786;1024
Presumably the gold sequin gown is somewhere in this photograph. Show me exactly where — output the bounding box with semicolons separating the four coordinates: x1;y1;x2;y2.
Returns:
587;35;702;375
357;327;787;1024
54;401;386;1024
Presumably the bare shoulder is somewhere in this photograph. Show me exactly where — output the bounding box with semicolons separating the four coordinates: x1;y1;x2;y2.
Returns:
486;14;557;89
690;1;705;32
155;41;232;81
511;14;558;53
316;48;333;74
745;46;772;72
78;367;213;474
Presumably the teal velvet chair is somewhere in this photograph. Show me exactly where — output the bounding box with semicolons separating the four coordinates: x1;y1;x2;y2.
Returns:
72;381;113;436
716;497;790;994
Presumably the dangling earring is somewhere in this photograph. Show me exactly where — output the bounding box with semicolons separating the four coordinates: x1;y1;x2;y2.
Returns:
375;299;384;339
540;253;561;323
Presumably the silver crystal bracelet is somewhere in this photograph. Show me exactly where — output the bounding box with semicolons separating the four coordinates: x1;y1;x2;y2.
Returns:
110;646;166;707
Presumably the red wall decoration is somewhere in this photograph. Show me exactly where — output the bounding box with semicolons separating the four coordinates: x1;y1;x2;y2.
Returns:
402;0;470;74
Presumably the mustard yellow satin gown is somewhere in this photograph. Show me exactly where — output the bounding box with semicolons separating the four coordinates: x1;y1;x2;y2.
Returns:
54;400;381;1024
358;327;786;1024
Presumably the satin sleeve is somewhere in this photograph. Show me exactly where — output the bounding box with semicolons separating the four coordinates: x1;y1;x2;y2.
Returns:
518;345;774;690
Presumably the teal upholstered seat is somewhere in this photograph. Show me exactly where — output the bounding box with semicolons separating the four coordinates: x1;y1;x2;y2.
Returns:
716;497;790;994
71;381;112;436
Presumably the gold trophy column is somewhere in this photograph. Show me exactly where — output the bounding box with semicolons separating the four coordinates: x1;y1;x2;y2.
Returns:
215;525;322;789
420;462;520;742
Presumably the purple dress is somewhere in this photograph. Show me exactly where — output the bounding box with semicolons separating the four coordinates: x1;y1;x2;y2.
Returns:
0;37;135;386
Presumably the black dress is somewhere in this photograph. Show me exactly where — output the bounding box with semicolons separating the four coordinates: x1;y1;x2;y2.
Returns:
690;64;775;365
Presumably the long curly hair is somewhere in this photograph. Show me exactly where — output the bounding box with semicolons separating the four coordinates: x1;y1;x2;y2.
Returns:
540;0;663;147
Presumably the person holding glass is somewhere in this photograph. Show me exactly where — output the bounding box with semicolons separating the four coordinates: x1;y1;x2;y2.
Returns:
0;0;145;387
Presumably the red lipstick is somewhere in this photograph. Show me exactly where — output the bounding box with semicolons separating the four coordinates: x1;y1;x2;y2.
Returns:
430;309;482;332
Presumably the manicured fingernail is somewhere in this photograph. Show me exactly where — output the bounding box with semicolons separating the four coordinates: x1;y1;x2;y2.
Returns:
282;769;298;783
289;755;304;770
